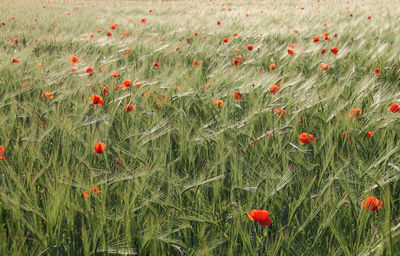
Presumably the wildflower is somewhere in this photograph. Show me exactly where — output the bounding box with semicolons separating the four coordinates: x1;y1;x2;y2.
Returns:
331;46;339;55
213;99;223;106
247;45;253;50
123;80;131;88
299;133;316;145
247;209;272;226
107;32;112;37
320;63;330;72
153;62;160;67
222;37;230;43
269;85;280;96
233;56;243;66
112;72;120;77
83;190;90;199
85;67;94;76
192;60;200;67
321;48;326;54
349;108;362;118
0;146;6;159
269;64;276;70
366;132;373;138
234;91;242;100
12;58;19;63
288;49;295;55
141;18;146;24
313;36;320;42
41;92;53;99
101;86;109;96
375;67;381;76
69;55;79;65
217;21;221;25
91;94;104;106
110;24;117;30
360;197;382;211
232;33;238;36
124;104;136;111
90;188;102;194
94;142;105;154
273;108;286;118
389;103;400;113
116;157;123;168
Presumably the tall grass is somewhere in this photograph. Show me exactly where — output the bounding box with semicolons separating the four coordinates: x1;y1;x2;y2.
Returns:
1;0;400;255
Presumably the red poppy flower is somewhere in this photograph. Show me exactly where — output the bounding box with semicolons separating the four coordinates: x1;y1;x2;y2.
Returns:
141;18;146;24
153;62;160;67
247;45;253;50
233;56;243;67
112;72;120;77
294;30;299;33
232;33;238;36
101;86;109;96
287;49;295;55
331;46;339;55
124;104;136;111
107;32;112;37
123;80;131;88
69;55;79;65
234;91;242;100
320;63;330;72
247;209;272;226
97;29;102;33
366;132;373;138
368;16;371;19
389;103;400;113
94;142;105;154
217;21;221;25
299;133;316;145
269;85;280;96
349;108;362;118
12;58;19;63
110;24;117;30
90;188;102;194
1;22;5;26
41;92;54;99
269;64;276;70
313;36;320;42
91;94;104;106
375;67;381;76
83;190;90;200
0;146;6;159
273;108;286;118
360;196;382;211
85;67;94;76
192;60;200;67
321;48;326;54
222;37;230;43
213;99;223;106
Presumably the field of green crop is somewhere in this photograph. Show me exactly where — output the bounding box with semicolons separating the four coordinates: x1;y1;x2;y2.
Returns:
1;0;400;255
